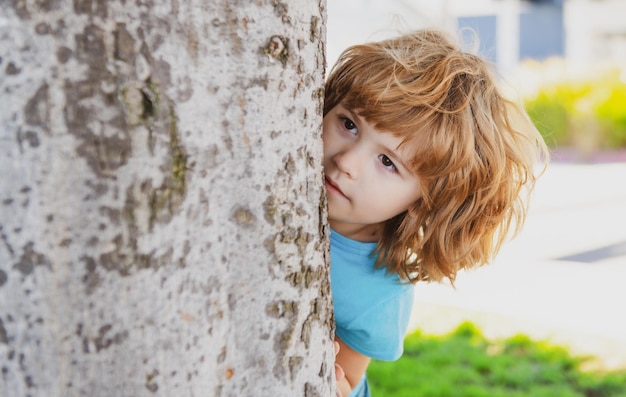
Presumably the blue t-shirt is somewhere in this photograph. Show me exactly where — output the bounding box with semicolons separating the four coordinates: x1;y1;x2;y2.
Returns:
330;230;415;396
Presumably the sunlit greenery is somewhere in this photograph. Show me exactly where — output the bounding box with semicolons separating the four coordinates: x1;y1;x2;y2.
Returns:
367;322;626;397
525;68;626;150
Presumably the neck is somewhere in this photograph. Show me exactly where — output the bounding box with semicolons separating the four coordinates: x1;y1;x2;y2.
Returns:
329;220;382;243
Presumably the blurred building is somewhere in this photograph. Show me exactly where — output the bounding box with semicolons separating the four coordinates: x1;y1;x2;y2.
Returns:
327;0;626;77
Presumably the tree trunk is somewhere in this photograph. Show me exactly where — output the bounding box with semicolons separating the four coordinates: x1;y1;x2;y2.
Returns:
0;1;331;396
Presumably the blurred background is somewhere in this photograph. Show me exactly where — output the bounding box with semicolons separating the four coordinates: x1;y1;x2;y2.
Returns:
327;0;626;373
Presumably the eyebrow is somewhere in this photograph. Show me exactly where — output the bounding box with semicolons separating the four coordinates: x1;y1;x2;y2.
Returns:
345;106;360;121
387;146;412;173
348;108;413;174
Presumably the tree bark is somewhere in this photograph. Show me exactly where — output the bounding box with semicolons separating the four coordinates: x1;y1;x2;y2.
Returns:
0;1;331;396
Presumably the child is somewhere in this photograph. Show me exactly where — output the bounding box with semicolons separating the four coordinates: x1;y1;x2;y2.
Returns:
324;29;548;397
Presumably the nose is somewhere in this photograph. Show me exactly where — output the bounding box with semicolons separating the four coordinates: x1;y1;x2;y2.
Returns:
333;144;363;179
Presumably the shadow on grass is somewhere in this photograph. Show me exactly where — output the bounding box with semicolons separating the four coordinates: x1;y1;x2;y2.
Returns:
367;322;626;397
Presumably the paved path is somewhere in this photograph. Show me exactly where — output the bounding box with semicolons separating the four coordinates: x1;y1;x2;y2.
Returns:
409;161;626;370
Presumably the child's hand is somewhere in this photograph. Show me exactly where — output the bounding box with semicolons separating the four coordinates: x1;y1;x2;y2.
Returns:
334;341;345;397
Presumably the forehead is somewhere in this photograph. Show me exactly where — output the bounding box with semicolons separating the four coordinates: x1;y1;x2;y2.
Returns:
352;107;420;152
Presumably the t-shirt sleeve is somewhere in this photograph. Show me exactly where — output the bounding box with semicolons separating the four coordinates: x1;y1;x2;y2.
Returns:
336;287;414;361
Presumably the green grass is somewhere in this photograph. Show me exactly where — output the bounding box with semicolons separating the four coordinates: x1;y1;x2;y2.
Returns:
367;322;626;397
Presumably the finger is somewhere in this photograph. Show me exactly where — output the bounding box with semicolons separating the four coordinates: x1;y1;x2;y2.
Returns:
334;341;340;355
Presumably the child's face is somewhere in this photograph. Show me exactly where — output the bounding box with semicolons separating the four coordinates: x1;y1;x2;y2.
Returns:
323;103;423;242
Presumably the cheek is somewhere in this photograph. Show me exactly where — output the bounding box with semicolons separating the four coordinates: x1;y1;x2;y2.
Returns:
322;138;332;159
389;185;422;211
322;131;338;159
322;117;331;139
321;123;330;146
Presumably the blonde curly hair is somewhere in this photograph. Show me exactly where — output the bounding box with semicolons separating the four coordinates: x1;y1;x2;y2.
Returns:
324;29;548;284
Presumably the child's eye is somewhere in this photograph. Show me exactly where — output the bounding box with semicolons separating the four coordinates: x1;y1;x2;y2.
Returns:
340;117;357;135
378;154;397;172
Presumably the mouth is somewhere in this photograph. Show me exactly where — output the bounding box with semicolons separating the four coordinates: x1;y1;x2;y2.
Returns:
325;176;348;199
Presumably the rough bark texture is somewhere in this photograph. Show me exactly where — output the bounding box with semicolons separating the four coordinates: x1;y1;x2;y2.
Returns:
0;1;331;396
